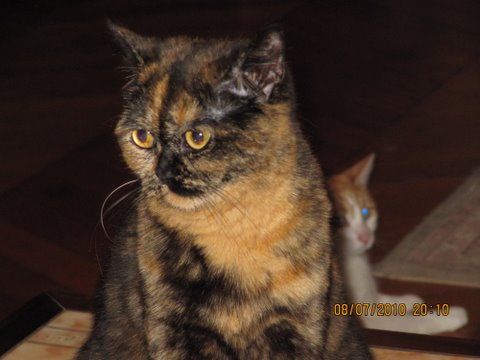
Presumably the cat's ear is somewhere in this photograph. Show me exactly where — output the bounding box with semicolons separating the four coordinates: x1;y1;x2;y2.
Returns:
227;27;285;102
107;21;158;70
348;153;376;186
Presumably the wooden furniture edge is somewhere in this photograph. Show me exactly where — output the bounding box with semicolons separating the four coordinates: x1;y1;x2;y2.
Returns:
365;328;480;357
0;293;64;355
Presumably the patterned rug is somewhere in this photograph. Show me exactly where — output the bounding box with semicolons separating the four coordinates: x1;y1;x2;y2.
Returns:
374;167;480;288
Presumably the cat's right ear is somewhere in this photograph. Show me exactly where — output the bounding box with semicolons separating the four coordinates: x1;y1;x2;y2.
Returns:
222;26;285;102
107;21;158;71
350;153;376;187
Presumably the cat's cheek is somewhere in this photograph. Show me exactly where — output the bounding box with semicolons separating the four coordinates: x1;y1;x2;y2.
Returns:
342;228;371;255
120;142;157;178
365;237;375;250
342;229;359;253
367;217;378;231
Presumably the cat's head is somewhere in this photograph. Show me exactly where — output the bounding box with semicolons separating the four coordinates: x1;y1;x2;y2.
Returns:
329;154;378;255
109;23;294;211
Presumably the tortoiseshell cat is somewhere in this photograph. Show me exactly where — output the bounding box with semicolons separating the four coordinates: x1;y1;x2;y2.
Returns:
329;154;468;335
77;24;372;359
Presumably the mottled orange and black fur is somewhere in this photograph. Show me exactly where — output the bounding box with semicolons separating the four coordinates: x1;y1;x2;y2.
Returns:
77;23;371;359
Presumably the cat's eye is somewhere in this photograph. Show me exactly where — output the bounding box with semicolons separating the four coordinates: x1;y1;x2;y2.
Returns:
184;128;211;150
361;207;370;220
132;129;155;149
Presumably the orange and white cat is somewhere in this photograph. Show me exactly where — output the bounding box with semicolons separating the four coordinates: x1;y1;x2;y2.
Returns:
329;154;468;335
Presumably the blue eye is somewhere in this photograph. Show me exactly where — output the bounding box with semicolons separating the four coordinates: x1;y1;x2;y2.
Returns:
361;207;370;219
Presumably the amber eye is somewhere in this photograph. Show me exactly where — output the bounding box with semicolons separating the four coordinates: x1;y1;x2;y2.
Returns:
184;128;211;150
131;129;155;149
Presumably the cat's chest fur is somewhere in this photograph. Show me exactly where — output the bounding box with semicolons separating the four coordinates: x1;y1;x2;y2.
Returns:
343;253;377;303
134;204;327;356
143;168;326;299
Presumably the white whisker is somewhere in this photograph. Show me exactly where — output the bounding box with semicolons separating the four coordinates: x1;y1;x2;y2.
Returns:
100;179;139;242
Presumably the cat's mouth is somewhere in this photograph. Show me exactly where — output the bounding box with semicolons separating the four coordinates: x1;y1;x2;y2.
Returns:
357;235;374;250
164;177;203;197
158;184;210;211
156;178;210;211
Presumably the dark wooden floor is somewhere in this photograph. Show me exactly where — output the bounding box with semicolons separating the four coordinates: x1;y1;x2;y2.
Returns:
1;0;479;343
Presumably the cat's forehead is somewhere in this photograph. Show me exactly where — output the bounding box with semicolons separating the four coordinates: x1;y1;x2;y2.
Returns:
344;187;374;207
139;37;242;85
136;37;244;128
331;177;376;212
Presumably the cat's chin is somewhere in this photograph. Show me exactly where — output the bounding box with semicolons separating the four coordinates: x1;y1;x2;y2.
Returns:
344;240;373;256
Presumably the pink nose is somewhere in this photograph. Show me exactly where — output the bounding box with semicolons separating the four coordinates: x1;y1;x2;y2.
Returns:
358;232;370;245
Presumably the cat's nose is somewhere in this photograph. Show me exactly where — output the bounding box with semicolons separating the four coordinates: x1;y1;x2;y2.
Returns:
358;231;370;245
156;151;175;183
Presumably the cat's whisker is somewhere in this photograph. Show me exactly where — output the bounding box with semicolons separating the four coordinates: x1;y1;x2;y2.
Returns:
180;151;260;247
202;187;259;260
200;195;229;237
99;179;139;241
183;158;257;247
201;194;254;262
203;195;237;243
94;228;104;275
90;179;140;273
209;185;260;242
103;188;138;221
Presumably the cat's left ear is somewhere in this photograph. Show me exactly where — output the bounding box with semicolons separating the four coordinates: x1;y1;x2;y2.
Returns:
107;21;159;70
227;27;285;102
350;153;376;186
